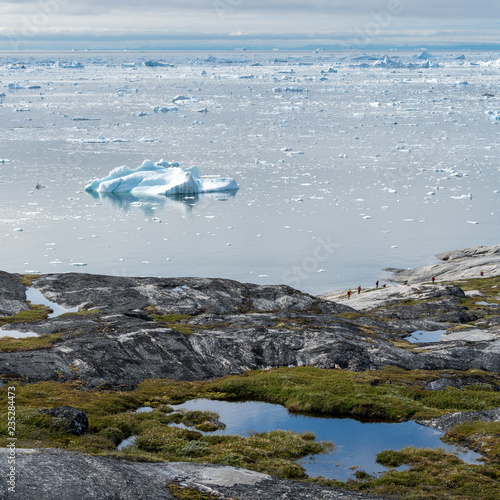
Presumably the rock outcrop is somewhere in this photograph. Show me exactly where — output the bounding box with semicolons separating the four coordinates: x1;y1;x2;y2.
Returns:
386;243;500;284
0;267;499;389
37;406;88;436
321;283;466;312
0;271;29;316
0;448;386;500
417;408;500;433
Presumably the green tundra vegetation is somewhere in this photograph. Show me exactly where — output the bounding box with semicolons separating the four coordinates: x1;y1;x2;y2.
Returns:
1;365;499;499
1;273;499;498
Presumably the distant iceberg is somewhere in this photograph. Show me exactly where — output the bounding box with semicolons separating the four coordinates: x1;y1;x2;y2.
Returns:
85;160;239;196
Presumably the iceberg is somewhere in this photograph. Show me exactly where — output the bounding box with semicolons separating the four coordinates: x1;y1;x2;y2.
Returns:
85;160;239;196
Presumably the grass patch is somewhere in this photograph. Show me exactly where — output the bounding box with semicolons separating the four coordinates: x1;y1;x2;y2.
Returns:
0;332;65;353
59;309;101;318
148;313;197;335
16;273;43;287
167;484;218;500
0;304;51;328
445;420;500;462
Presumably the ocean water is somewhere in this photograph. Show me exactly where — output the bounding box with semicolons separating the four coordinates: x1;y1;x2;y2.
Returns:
1;50;499;295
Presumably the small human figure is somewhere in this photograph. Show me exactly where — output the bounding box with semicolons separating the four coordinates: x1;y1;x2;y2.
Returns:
431;276;435;284
383;283;386;288
347;289;352;299
480;271;484;277
375;280;379;288
357;286;361;294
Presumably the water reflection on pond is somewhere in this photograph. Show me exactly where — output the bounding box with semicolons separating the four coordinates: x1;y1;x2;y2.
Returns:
170;399;482;481
405;330;446;344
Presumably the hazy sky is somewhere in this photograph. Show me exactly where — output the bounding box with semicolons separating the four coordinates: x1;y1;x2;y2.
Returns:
1;0;499;50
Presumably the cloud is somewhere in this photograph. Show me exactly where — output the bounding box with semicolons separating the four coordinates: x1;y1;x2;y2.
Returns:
0;0;498;49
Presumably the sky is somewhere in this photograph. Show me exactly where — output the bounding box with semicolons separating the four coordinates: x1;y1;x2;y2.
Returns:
0;0;499;51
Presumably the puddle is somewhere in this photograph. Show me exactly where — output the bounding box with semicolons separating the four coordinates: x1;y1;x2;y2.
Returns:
0;329;38;339
405;330;446;344
117;435;137;450
26;287;79;318
135;406;154;413
477;301;499;307
169;399;482;481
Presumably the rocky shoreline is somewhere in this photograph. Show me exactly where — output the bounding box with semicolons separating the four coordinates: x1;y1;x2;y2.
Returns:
1;244;499;499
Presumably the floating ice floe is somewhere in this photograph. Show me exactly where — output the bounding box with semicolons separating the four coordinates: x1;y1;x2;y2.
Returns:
172;95;191;104
85;160;239;196
451;194;473;200
273;87;305;93
485;111;500;123
144;60;173;68
153;106;178;113
57;61;84;69
68;134;128;144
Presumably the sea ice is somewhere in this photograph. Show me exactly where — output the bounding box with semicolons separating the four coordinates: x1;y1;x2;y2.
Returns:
85;160;239;196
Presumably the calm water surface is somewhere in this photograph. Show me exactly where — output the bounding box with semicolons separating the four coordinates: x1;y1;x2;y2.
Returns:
170;398;482;481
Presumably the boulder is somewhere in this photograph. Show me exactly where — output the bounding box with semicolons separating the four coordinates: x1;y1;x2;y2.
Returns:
37;406;88;436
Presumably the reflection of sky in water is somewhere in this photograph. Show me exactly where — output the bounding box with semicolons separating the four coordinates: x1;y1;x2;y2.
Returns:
405;330;446;343
86;190;237;214
0;329;38;339
170;399;482;481
26;287;79;318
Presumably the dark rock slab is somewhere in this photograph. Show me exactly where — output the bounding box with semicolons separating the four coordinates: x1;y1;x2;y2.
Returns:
0;448;176;500
424;376;500;392
30;273;349;316
0;448;386;500
417;408;500;432
0;271;29;316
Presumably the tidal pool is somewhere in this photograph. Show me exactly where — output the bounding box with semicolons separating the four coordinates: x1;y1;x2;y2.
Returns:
170;399;482;481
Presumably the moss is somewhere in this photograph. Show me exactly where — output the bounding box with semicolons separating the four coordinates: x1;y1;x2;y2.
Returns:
445;420;500;462
389;340;427;352
149;313;197;335
16;273;43;287
60;309;101;317
0;332;64;352
0;303;51;327
167;484;218;500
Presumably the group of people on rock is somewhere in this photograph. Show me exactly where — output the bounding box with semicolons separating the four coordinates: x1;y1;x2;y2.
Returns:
346;280;386;299
346;270;487;299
